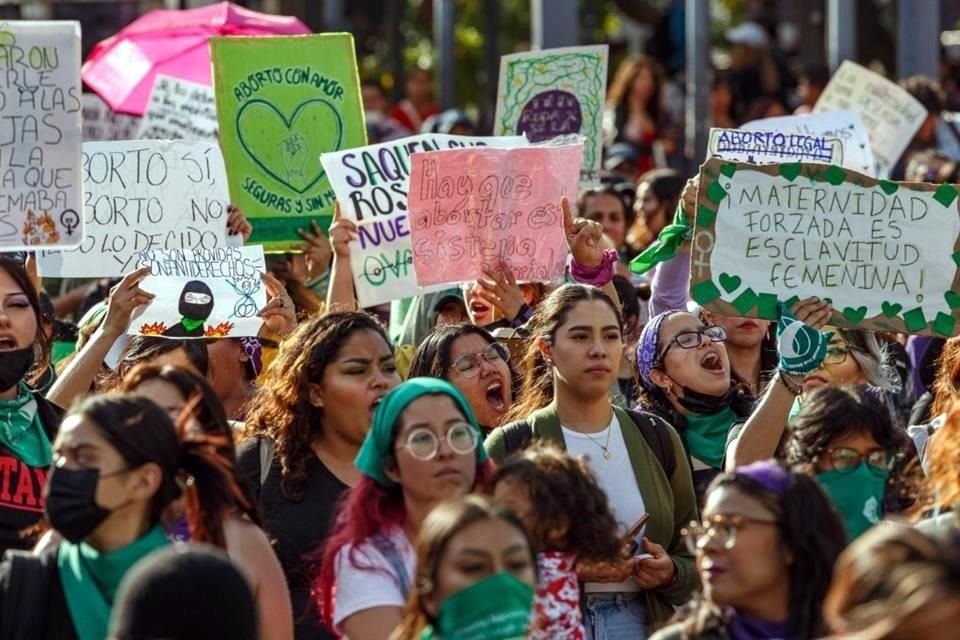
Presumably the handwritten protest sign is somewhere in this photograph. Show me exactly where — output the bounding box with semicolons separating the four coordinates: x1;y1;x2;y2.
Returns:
0;21;83;249
137;75;218;142
689;158;960;336
132;245;266;339
814;61;926;178
211;34;365;249
82;93;140;141
38;141;233;278
494;45;607;181
407;143;583;288
321;133;528;307
709;127;842;165
739;111;874;175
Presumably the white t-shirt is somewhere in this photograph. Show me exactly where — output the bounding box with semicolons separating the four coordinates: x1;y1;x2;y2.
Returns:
562;414;646;593
332;526;416;634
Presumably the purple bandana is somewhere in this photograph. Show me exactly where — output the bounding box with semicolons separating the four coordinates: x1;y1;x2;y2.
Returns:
636;311;672;391
239;337;263;378
734;460;792;498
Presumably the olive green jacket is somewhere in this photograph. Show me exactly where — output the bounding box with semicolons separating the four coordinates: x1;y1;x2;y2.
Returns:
484;403;700;624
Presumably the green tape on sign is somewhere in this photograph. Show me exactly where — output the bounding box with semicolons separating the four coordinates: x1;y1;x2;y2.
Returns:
879;180;899;195
757;293;778;319
779;163;802;181
953;251;960;268
706;181;727;205
903;307;927;333
730;288;758;315
783;296;800;309
824;165;846;186
934;183;959;208
947;291;960;310
719;163;737;178
696;205;716;227
934;312;957;337
690;280;722;305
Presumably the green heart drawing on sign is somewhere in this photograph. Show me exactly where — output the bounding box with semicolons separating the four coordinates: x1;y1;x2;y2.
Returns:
719;273;741;293
842;306;868;324
881;301;902;317
236;98;344;195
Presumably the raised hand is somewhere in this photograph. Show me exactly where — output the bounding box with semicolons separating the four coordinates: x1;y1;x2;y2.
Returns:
104;267;155;338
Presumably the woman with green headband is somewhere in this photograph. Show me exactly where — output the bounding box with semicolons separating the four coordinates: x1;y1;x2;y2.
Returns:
315;378;495;640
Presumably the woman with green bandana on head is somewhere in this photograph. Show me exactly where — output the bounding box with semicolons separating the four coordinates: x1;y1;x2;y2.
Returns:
784;386;911;541
0;394;248;640
315;378;496;640
390;495;538;640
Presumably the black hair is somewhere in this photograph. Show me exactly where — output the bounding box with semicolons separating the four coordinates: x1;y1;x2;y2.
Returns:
577;183;635;233
0;256;50;385
119;336;209;378
901;75;945;114
612;275;640;324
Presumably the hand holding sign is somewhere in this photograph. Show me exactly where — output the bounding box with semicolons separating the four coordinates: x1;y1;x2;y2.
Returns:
226;205;253;243
328;202;358;259
563;195;607;268
294;220;333;282
477;261;526;321
105;268;156;339
776;299;833;376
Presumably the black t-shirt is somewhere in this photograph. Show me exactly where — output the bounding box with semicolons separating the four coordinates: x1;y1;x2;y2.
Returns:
237;438;348;640
0;546;78;640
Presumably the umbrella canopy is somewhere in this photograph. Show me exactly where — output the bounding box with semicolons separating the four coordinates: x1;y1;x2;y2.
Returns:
82;1;310;115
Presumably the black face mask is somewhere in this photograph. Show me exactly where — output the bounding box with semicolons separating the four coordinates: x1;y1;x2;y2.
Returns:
667;375;737;415
44;466;127;543
0;346;33;392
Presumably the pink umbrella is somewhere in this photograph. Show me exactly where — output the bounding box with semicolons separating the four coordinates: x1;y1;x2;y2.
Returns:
82;1;310;115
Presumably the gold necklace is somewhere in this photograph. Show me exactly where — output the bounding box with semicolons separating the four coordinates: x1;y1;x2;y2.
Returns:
581;424;613;460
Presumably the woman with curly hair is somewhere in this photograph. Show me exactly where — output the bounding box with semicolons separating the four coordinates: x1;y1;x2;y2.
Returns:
237;312;401;640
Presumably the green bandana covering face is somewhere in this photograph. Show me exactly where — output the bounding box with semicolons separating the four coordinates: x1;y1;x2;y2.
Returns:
629;202;692;275
355;377;488;487
58;524;169;640
180;316;205;333
817;464;887;540
0;381;52;467
420;572;534;640
683;406;737;469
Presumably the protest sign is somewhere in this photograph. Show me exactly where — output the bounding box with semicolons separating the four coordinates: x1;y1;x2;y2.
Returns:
321;133;528;307
136;75;218;141
211;33;365;249
711;111;875;175
407;143;583;288
0;21;83;250
131;245;266;339
38;141;233;278
689;158;960;337
81;93;140;141
494;45;607;181
814;61;926;178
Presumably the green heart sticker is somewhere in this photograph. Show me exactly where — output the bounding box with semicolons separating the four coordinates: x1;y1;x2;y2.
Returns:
690;279;722;305
824;165;847;186
696;205;716;227
731;288;758;315
934;312;957;337
954;251;960;268
706;182;727;205
719;273;741;293
946;291;960;310
842;306;868;324
934;183;959;208
879;180;899;195
779;163;802;182
236;97;344;195
881;301;902;317
719;163;737;178
903;307;927;333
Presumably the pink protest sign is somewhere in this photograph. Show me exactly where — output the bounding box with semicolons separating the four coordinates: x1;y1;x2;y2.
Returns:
408;143;583;287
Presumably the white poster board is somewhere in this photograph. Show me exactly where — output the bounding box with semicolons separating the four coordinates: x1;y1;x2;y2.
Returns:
814;61;926;178
0;21;83;250
321;133;528;307
136;75;218;141
81;93;140;141
38;141;234;277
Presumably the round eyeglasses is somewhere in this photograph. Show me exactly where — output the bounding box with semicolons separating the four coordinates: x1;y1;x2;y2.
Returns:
658;325;727;364
825;447;891;475
397;422;479;461
451;342;509;378
682;513;779;553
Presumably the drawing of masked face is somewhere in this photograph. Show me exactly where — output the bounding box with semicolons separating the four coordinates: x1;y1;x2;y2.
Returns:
179;281;215;321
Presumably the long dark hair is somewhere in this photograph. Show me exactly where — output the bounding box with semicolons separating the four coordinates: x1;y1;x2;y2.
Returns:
607;55;664;133
69;394;250;548
0;256;50;385
678;467;847;639
243;312;393;500
118;336;210;379
504;284;623;423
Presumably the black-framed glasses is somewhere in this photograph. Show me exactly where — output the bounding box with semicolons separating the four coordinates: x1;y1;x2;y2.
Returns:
825;447;892;475
658;325;727;364
823;345;864;366
682;513;779;553
397;423;479;461
451;342;509;378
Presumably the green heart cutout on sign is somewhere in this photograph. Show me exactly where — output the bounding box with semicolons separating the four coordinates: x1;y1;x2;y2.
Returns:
719;163;737;178
946;290;960;310
879;180;899;195
843;306;868;324
719;273;741;293
881;301;902;317
236;98;344;195
779;163;802;181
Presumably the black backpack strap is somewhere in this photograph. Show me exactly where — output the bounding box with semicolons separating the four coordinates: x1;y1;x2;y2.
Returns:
501;420;533;456
0;550;54;640
625;409;677;478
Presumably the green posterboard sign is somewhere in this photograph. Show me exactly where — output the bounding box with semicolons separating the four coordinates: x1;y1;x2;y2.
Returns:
211;33;365;249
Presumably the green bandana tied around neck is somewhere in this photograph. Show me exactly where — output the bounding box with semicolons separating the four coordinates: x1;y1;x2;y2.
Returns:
629;202;692;275
355;378;488;487
776;303;832;376
180;316;205;333
58;525;169;640
0;382;52;467
421;572;534;640
682;406;737;469
817;464;887;540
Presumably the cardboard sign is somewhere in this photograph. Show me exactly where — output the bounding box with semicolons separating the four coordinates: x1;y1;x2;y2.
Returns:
211;33;366;249
494;45;607;181
132;245;266;339
37;141;233;278
408;143;583;287
0;21;83;249
711;111;875;175
814;61;926;178
81;93;140;141
321;133;528;307
690;158;960;336
137;75;218;141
